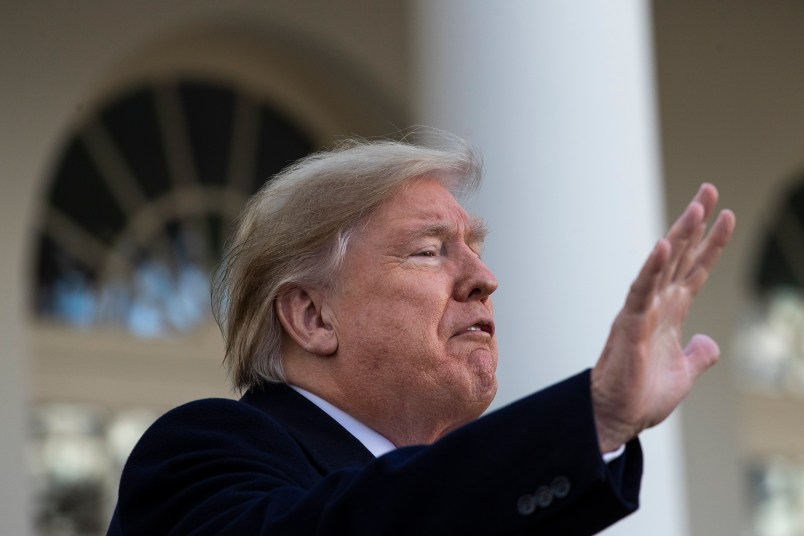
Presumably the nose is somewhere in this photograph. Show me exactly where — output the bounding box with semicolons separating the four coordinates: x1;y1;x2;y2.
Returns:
455;250;498;303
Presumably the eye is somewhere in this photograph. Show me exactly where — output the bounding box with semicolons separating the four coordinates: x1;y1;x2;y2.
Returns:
414;249;437;257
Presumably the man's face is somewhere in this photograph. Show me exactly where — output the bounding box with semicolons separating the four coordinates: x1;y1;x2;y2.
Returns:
325;177;498;443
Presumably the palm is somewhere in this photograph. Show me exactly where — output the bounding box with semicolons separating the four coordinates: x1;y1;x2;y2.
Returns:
591;184;735;453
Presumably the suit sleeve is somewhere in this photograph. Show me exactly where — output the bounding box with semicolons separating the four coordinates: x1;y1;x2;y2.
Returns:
109;369;641;535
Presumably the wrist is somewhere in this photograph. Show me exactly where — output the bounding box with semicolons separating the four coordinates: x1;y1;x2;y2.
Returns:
590;367;638;453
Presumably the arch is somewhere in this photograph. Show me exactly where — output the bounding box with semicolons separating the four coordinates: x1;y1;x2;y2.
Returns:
63;22;406;148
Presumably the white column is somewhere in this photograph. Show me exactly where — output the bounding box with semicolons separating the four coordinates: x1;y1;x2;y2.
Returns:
413;1;686;534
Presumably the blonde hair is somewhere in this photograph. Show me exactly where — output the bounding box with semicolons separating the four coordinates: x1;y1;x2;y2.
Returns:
212;135;482;392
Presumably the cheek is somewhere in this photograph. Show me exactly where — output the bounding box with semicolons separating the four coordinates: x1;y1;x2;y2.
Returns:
341;296;440;355
367;286;447;333
332;270;453;358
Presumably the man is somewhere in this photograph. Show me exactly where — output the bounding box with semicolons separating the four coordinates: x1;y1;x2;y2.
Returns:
108;136;735;534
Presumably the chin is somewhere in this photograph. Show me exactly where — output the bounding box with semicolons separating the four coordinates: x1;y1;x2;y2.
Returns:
472;355;498;404
465;373;497;417
477;379;497;411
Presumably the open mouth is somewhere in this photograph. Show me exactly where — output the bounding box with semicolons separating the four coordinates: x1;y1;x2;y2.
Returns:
462;322;494;336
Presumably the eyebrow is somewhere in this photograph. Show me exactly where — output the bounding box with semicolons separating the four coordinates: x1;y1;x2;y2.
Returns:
468;216;489;246
399;216;489;248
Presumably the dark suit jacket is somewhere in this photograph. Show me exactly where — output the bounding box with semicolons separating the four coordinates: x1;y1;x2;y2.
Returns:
108;370;641;535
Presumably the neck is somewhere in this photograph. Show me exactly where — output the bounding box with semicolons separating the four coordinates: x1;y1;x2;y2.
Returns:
281;347;477;447
288;374;454;447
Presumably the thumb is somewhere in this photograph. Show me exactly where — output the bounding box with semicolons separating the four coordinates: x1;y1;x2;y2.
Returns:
683;333;721;377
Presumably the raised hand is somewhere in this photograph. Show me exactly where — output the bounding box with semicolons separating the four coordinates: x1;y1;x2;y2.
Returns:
590;184;736;453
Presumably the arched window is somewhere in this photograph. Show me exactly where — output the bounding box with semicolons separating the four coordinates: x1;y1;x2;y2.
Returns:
36;80;313;337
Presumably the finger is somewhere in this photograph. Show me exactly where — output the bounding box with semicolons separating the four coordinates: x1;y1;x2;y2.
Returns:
683;333;720;377
659;200;704;288
660;184;719;286
692;183;719;220
671;217;707;282
685;209;736;293
624;238;670;313
674;184;721;280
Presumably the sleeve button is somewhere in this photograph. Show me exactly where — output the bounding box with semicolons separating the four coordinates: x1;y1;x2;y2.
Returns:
517;494;536;516
551;476;571;499
535;485;553;508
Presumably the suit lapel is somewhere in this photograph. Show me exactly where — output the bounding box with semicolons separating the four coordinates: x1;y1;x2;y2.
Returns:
241;382;375;475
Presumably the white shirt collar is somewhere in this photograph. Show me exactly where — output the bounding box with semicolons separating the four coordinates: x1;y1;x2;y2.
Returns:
290;385;397;458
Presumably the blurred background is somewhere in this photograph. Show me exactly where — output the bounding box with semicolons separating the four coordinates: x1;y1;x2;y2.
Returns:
2;1;804;534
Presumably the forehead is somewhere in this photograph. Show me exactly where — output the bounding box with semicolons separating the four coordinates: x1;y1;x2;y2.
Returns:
371;178;470;231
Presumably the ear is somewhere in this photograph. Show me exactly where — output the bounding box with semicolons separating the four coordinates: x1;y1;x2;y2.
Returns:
275;286;338;356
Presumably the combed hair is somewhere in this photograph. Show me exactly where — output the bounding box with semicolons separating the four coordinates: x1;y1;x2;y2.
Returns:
212;134;483;393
